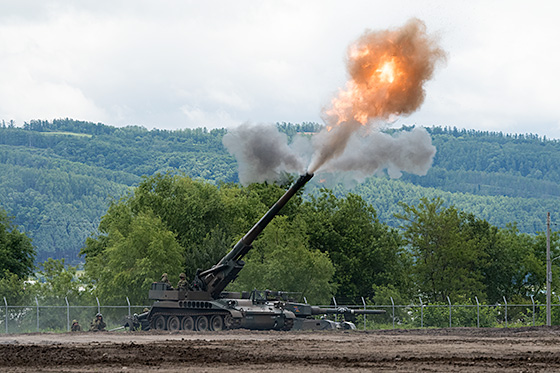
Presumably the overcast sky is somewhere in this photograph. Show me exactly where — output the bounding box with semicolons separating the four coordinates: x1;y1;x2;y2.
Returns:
1;1;559;138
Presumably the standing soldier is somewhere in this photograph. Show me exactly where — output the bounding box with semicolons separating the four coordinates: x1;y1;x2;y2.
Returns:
161;273;173;288
90;312;107;332
177;273;188;290
71;319;81;332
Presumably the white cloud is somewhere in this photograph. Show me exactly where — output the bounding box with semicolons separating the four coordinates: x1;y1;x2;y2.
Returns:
0;0;558;138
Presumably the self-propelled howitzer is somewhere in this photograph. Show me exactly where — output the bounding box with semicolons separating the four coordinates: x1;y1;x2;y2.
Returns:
144;173;314;332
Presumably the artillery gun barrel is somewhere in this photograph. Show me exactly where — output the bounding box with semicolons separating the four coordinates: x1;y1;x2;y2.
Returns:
216;172;314;265
311;307;386;315
197;173;314;297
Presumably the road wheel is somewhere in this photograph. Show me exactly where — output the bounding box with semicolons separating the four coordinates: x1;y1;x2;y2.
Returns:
282;317;294;331
181;316;194;331
167;316;180;331
196;315;209;331
224;314;234;329
210;315;224;331
153;315;167;330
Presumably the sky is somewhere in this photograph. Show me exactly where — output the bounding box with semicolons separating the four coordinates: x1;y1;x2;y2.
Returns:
1;0;559;138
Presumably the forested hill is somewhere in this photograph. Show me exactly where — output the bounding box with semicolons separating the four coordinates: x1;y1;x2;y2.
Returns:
0;119;559;264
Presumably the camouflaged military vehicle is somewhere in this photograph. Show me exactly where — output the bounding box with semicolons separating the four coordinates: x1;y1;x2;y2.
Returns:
140;173;314;331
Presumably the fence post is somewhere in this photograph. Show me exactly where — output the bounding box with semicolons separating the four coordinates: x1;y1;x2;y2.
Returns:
3;297;7;334
35;296;39;332
531;295;535;326
447;296;452;328
96;297;100;314
419;297;423;328
550;295;560;322
475;296;480;328
503;296;508;328
332;297;338;322
390;296;395;329
65;297;70;332
126;297;131;317
361;297;366;330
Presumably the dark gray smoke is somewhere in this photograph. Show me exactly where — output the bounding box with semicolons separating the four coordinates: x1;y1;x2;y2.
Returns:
222;123;305;186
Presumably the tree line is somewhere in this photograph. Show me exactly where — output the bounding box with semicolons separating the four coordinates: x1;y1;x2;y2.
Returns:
0;119;559;264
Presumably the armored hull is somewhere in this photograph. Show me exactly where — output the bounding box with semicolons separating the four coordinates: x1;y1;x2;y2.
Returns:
145;285;294;331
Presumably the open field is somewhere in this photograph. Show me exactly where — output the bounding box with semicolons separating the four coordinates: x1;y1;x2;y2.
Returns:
2;326;560;372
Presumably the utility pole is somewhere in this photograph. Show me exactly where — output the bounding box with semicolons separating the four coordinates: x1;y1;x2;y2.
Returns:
547;212;551;326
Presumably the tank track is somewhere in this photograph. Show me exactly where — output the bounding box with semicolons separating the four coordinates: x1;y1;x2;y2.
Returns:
149;311;241;331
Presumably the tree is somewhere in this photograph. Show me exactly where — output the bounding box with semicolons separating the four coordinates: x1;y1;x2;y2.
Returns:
231;215;336;304
303;190;411;302
0;271;29;305
84;208;184;305
82;173;337;304
396;197;487;302
0;208;35;279
31;258;91;304
482;224;541;303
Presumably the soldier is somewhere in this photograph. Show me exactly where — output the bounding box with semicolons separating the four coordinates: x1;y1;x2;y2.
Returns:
177;273;188;290
71;319;81;332
161;273;173;288
90;312;107;332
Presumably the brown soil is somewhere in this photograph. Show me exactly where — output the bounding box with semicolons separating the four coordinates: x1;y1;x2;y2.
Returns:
2;326;560;372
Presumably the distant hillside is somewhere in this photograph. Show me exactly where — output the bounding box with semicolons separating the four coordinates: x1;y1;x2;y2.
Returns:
0;119;558;263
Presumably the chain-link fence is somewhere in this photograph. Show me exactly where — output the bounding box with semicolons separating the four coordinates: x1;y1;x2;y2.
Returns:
2;295;560;333
321;295;560;330
1;296;149;333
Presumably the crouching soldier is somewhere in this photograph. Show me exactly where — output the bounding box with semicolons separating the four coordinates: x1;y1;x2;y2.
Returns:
90;312;106;332
71;319;81;332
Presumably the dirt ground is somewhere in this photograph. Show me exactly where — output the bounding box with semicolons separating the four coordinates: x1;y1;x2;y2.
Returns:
1;326;560;372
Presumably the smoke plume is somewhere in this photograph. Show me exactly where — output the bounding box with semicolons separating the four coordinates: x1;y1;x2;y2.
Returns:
222;123;305;185
223;18;445;185
320;126;436;178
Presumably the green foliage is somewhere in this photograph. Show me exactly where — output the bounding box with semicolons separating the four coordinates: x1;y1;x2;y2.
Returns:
369;284;410;325
232;216;336;304
84;208;185;305
0;271;29;305
303;190;412;302
409;301;499;328
23;259;94;331
31;258;90;304
82;173;336;303
0;208;35;279
2;119;560;265
483;225;545;303
349;175;559;237
396;198;488;302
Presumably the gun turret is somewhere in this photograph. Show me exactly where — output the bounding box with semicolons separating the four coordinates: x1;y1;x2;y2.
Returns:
193;173;314;299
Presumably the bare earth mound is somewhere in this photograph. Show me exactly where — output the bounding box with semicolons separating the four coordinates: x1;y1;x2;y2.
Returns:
2;326;560;372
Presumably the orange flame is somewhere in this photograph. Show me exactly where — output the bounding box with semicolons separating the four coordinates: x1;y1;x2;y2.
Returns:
323;19;446;127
